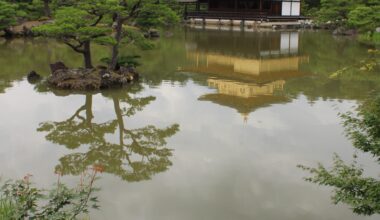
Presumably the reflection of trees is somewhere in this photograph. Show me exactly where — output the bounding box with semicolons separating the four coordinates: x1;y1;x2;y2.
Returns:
38;87;179;182
299;94;380;216
287;32;380;102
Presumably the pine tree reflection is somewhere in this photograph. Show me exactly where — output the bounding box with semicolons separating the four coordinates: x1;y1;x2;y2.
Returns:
38;87;179;182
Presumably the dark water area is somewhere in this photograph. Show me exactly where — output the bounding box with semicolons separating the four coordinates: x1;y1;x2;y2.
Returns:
0;27;379;219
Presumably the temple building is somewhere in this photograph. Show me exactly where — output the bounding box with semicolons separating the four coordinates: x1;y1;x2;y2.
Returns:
180;0;303;21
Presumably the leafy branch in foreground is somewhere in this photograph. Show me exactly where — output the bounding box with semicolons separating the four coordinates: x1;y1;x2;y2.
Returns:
0;165;103;219
298;94;380;216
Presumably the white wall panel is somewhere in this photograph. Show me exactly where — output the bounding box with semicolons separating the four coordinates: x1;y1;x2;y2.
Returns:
291;2;300;16
282;2;291;16
280;32;290;54
290;32;299;53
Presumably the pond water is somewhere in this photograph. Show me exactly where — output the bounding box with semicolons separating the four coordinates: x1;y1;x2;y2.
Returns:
0;27;379;220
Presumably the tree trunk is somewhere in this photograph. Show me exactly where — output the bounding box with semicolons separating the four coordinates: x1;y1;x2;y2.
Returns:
113;97;125;146
43;0;51;17
109;14;123;71
83;41;93;69
85;94;94;127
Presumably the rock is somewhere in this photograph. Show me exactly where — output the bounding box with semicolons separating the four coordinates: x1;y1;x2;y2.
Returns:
47;65;139;90
127;66;137;74
119;66;130;75
343;29;356;36
332;27;342;35
22;26;34;37
376;27;380;33
333;27;356;36
165;31;174;37
27;70;41;83
145;29;160;38
50;62;68;74
102;73;111;79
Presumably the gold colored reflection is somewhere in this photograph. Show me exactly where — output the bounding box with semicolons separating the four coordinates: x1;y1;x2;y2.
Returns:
182;31;309;120
186;52;308;77
207;78;285;98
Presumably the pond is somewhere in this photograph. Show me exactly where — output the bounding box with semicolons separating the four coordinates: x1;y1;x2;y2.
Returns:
0;27;379;220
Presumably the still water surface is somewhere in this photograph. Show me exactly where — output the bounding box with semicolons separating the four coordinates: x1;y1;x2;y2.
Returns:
0;28;379;220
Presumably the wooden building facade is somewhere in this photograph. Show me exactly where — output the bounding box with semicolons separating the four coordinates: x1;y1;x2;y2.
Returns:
181;0;303;21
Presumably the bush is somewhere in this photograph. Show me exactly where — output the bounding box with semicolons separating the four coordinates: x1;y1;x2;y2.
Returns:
348;6;380;33
358;32;380;46
0;166;102;219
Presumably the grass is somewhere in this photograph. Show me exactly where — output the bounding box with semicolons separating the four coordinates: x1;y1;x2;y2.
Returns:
0;198;16;219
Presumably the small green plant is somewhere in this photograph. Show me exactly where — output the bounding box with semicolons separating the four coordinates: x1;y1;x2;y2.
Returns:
0;198;16;219
101;55;141;69
0;165;103;219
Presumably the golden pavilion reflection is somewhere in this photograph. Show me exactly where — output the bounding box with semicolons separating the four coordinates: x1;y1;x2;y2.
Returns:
181;30;309;121
207;78;285;98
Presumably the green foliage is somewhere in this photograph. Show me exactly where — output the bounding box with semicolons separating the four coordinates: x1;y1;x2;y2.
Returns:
348;6;380;33
121;26;155;49
317;0;355;23
3;0;51;20
0;171;100;219
358;32;380;46
342;95;380;157
315;0;380;37
0;1;21;30
33;6;110;68
136;3;180;30
33;7;110;41
0;198;16;219
299;94;380;215
298;154;380;215
101;55;141;68
301;0;321;16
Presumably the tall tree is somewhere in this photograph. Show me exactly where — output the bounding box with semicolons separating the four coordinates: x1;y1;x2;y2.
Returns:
43;0;51;17
107;0;179;70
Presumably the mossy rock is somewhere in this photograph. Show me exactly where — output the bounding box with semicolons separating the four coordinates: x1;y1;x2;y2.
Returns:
47;65;138;90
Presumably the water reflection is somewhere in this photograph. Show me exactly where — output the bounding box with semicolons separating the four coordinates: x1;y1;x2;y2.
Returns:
1;28;380;220
37;86;179;182
300;94;380;216
180;30;309;119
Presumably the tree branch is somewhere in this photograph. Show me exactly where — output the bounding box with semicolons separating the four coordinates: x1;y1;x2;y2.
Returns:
64;40;85;53
91;15;103;27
